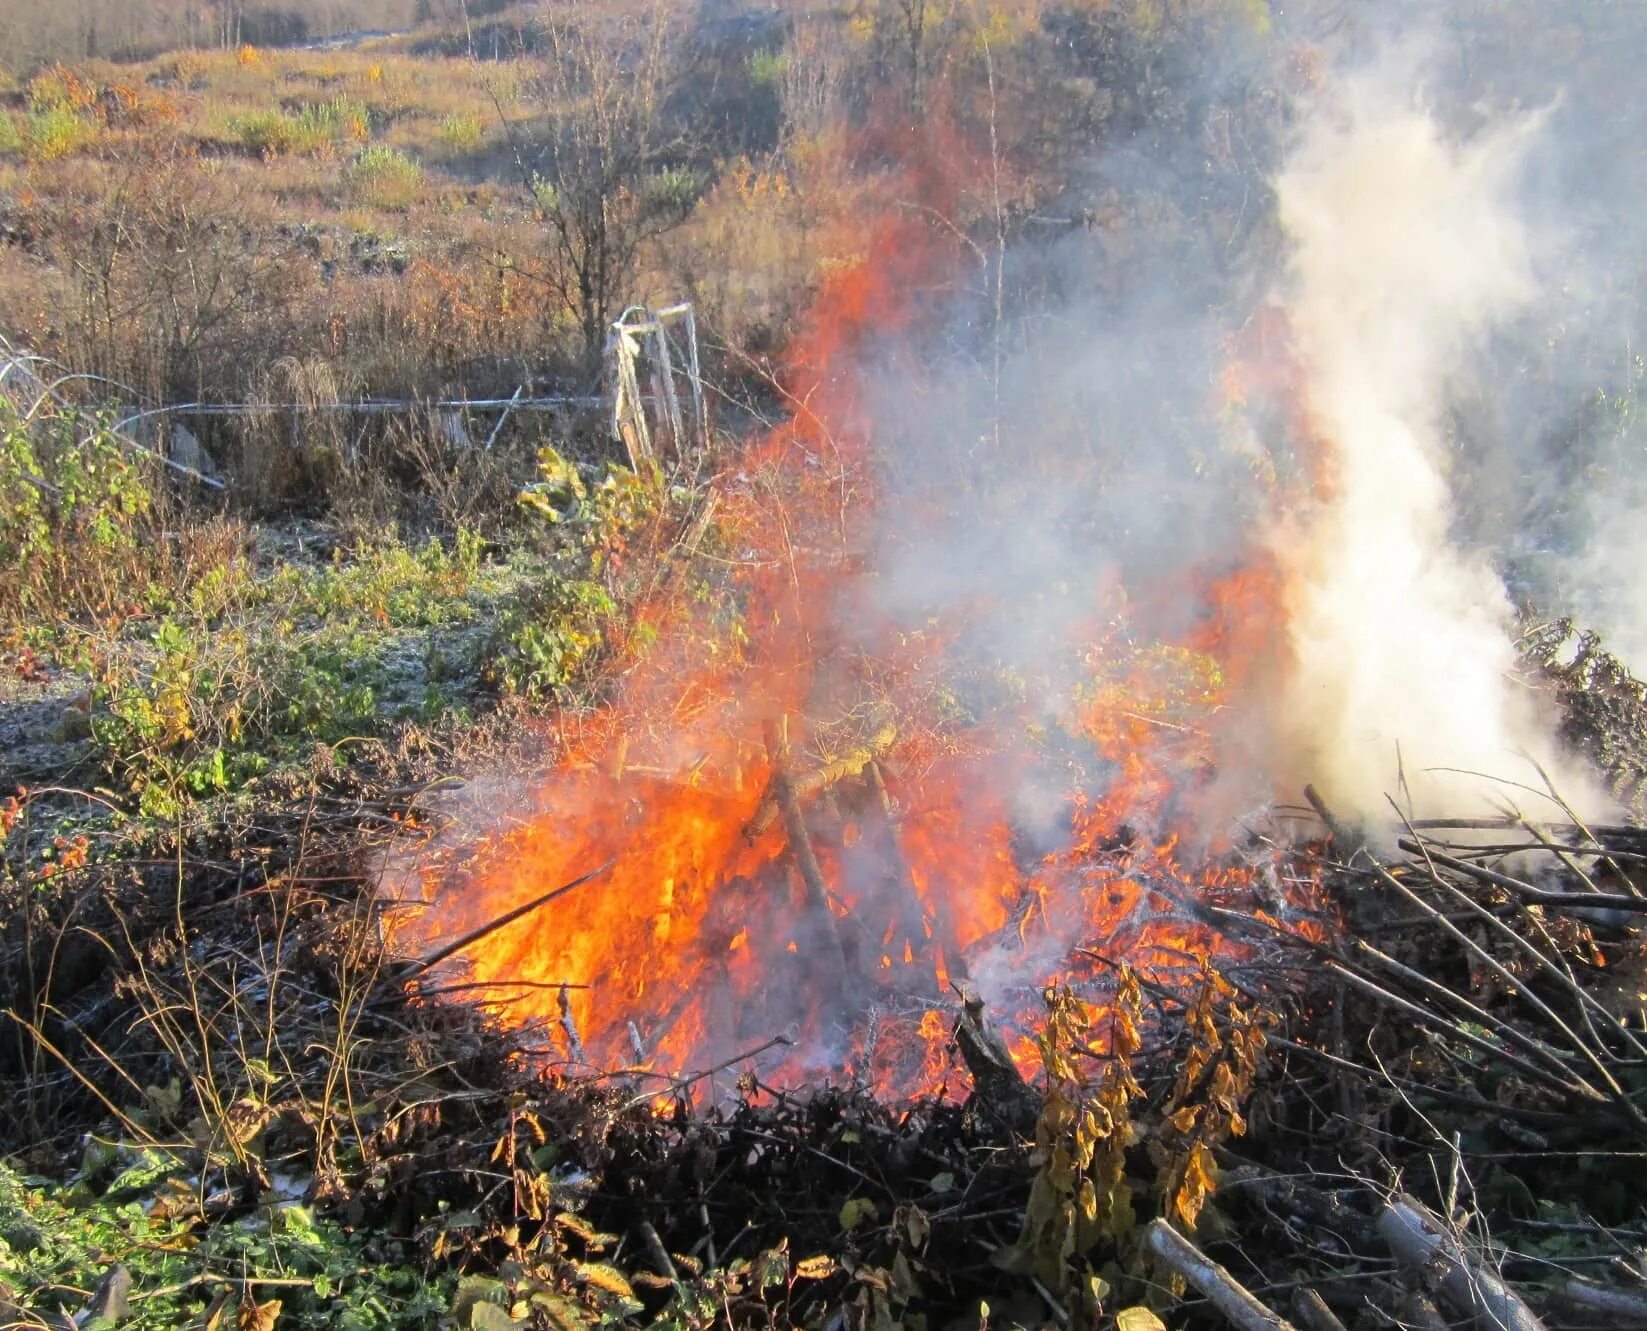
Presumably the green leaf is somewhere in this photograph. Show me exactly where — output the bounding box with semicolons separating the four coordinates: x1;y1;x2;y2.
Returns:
840;1197;878;1231
453;1274;509;1324
470;1304;528;1331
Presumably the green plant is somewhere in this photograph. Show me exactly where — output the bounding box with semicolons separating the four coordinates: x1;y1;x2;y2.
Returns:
231;97;370;156
0;405;164;623
229;106;308;155
437;111;485;152
0;1149;452;1329
0;112;23;156
346;144;424;210
24;103;96;160
80;531;498;812
747;49;791;86
496;573;615;697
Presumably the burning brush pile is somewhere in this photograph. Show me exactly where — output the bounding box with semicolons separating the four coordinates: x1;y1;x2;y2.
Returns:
370;30;1647;1331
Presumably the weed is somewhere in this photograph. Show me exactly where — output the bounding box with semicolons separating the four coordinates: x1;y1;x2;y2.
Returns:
231;96;370;157
0;405;165;623
24;104;97;161
437;111;485;152
81;530;498;813
346;144;424;210
495;573;615;697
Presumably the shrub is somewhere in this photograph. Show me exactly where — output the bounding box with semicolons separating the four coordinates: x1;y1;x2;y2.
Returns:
230;107;309;155
231;97;370;157
24;105;96;161
26;65;97;114
346;145;423;210
299;95;371;143
0;405;162;622
0;113;22;157
437;111;485;152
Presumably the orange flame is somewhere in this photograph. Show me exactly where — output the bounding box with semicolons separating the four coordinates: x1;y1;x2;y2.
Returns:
393;149;1323;1103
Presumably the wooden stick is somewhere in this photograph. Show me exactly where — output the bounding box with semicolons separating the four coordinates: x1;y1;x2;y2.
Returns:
1375;1196;1546;1331
1322;960;1604;1104
1370;835;1647;1090
1303;784;1360;856
1555;1277;1647;1325
1144;1219;1297;1331
952;980;1037;1131
1396;839;1562;898
744;719;898;837
1351;939;1592;1085
403;858;614;977
1289;1288;1347;1331
764;719;848;979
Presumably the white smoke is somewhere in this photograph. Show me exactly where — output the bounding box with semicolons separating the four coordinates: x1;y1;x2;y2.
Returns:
1268;55;1599;822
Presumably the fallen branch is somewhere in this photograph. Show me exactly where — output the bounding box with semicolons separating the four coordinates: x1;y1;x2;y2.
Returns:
952;980;1038;1133
1144;1219;1297;1331
744;719;898;837
1289;1288;1347;1331
401;858;615;978
1555;1277;1647;1326
1375;1195;1546;1331
764;719;848;981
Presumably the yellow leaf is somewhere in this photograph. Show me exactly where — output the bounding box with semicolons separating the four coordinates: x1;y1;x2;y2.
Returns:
237;1297;281;1331
1116;1305;1168;1331
1166;1105;1200;1134
796;1255;838;1280
575;1263;634;1300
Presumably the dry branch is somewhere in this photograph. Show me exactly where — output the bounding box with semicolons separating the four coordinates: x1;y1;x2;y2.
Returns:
1289;1288;1347;1331
744;719;898;838
1555;1277;1647;1325
402;858;615;978
952;981;1037;1132
1144;1219;1297;1331
1375;1196;1546;1331
763;719;849;982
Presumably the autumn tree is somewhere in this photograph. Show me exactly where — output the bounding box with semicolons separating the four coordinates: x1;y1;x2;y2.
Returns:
505;2;697;372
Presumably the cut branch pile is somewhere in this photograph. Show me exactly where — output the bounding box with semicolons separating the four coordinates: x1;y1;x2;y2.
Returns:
7;681;1647;1330
1202;792;1647;1331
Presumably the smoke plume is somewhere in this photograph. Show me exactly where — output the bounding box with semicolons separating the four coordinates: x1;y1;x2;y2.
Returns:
1267;55;1591;821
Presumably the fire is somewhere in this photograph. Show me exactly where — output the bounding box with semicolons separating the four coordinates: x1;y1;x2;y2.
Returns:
391;166;1321;1104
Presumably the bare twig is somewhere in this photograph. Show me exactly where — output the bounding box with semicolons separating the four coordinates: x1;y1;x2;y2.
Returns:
401;858;615;978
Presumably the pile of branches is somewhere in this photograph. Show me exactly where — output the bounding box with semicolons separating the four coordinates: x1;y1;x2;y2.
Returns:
8;695;1647;1330
1199;792;1647;1331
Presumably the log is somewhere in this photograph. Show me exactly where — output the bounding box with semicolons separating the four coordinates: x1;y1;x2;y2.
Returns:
1555;1277;1647;1325
1144;1219;1297;1331
1375;1196;1546;1331
952;981;1038;1132
744;719;898;837
1289;1288;1348;1331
